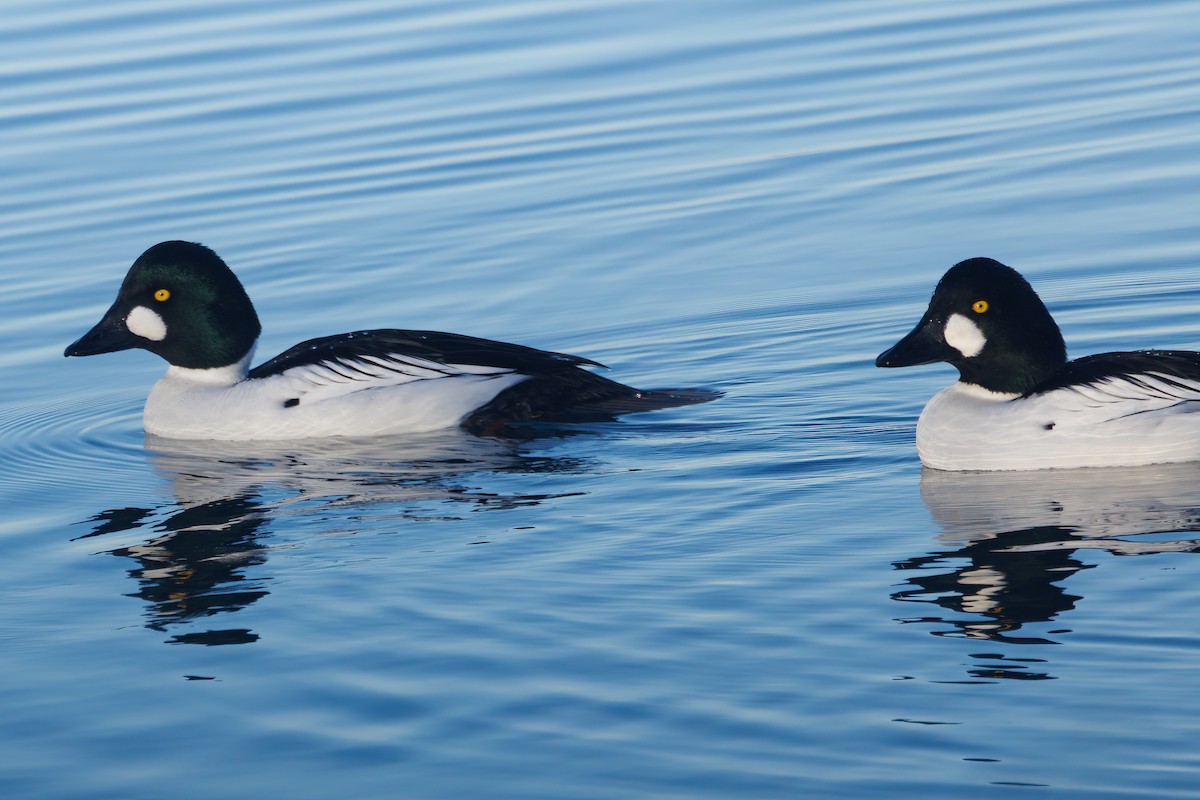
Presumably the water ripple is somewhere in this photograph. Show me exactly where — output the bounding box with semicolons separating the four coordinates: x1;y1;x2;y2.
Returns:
0;393;143;498
5;1;1200;798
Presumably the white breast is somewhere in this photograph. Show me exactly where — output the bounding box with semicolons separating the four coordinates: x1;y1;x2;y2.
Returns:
916;379;1200;471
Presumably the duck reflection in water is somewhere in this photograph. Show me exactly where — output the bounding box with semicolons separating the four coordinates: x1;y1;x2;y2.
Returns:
76;429;590;645
84;493;271;646
893;463;1200;676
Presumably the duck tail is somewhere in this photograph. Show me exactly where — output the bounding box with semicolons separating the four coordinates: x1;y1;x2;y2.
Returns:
462;372;720;435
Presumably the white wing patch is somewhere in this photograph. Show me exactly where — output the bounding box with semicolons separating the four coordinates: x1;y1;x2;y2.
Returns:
1063;372;1200;411
276;352;521;404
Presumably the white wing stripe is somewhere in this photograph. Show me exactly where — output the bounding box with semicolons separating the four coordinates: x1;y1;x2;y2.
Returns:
275;352;524;406
1062;373;1200;413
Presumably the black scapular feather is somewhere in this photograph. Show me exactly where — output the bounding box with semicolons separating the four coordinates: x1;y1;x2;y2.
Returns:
248;328;719;434
1026;350;1200;397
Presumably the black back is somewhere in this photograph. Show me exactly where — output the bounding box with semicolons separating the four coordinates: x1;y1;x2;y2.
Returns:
248;329;603;380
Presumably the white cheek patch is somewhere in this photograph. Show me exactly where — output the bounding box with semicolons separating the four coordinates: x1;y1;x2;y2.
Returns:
944;312;985;358
125;305;167;342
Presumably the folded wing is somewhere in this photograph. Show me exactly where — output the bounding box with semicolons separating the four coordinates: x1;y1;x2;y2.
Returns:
1028;350;1200;411
248;329;718;432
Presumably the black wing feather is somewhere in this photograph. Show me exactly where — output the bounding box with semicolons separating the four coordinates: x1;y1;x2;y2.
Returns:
248;328;719;433
1027;350;1200;397
463;376;719;434
249;329;604;380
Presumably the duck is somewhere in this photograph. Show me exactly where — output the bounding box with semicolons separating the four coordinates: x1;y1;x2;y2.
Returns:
876;257;1200;471
65;241;718;440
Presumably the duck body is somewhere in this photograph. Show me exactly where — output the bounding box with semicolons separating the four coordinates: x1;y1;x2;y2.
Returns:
914;362;1200;471
66;242;716;440
878;257;1200;471
140;341;532;440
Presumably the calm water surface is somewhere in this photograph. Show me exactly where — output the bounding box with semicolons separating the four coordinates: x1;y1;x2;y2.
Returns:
4;1;1200;798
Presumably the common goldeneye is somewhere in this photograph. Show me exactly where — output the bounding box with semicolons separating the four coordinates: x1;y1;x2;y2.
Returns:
877;257;1200;471
65;241;717;440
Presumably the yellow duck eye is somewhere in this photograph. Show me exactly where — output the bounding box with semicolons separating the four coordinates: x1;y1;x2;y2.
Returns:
972;299;989;313
154;289;171;302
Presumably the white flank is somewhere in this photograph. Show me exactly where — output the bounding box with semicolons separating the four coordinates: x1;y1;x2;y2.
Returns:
125;305;167;341
943;313;985;358
143;350;529;440
914;379;1200;471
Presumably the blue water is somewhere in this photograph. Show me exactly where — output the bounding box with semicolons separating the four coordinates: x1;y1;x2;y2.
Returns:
4;1;1200;797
